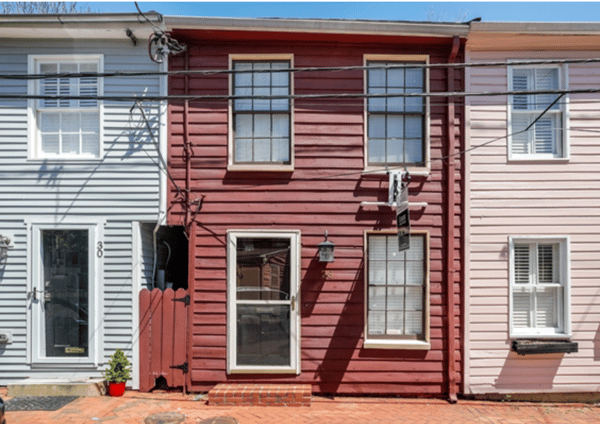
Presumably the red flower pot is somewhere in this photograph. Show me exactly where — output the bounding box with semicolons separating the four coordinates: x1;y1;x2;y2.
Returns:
108;382;126;397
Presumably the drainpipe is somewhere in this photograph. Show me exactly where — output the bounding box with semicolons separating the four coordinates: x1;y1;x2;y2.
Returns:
446;36;460;404
184;46;194;395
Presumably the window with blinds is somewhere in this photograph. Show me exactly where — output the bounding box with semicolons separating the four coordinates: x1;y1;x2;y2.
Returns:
366;233;428;341
232;61;291;165
511;238;569;337
32;57;102;159
509;66;566;159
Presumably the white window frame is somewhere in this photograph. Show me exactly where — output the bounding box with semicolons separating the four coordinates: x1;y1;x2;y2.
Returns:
363;55;430;175
28;54;104;161
509;236;571;339
507;63;569;161
26;216;105;367
226;230;301;374
228;54;294;172
363;230;431;350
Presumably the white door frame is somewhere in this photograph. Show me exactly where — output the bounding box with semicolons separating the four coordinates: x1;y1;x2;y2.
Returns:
226;230;301;375
26;217;104;367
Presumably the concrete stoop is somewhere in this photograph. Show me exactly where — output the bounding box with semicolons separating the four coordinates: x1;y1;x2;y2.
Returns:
7;378;107;397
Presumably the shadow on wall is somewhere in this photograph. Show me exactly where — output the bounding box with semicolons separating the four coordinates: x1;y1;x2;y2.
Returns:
494;348;562;391
594;325;600;361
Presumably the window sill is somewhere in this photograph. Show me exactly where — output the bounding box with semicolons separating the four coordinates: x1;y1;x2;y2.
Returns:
511;339;578;355
362;167;430;178
227;164;294;172
363;339;430;350
507;156;569;164
228;367;299;375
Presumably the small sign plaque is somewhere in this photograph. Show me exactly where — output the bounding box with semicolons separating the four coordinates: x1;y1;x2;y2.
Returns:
65;347;85;354
396;181;410;252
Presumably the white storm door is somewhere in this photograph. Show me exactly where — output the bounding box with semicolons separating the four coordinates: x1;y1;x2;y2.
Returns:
227;231;300;374
30;224;99;366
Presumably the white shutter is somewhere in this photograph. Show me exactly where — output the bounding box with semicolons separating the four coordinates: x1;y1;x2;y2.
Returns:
535;287;558;328
534;68;558;109
533;117;555;154
513;245;531;284
537;244;555;284
511;115;531;155
512;69;531;110
513;290;531;328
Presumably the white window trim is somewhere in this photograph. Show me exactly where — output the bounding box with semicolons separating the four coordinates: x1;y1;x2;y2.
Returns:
227;54;295;172
363;230;431;350
25;216;105;367
507;62;570;162
363;54;431;176
226;229;301;374
508;235;571;339
27;54;105;161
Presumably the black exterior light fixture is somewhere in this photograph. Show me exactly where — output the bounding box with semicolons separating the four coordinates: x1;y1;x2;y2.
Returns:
318;231;335;263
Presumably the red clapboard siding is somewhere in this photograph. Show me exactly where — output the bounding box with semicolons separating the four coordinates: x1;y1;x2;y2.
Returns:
167;32;464;396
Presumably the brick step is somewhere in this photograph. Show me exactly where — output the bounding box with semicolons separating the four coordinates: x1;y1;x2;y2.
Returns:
208;384;311;407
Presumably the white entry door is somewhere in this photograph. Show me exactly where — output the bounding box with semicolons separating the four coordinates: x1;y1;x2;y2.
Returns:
227;231;301;374
30;223;100;366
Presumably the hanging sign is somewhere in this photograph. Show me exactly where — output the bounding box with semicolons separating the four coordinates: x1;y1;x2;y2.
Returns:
396;180;410;252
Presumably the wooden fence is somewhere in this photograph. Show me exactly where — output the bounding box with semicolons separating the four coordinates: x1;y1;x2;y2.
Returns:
139;288;188;392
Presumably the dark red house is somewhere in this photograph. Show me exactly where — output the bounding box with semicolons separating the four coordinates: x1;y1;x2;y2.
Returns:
164;16;468;400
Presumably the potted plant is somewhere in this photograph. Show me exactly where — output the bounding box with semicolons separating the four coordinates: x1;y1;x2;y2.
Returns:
103;349;132;397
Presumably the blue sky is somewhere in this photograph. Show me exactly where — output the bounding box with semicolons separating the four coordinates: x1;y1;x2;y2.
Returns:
90;1;600;22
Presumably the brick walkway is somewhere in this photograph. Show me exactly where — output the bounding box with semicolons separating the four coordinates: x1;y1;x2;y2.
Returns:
3;388;600;424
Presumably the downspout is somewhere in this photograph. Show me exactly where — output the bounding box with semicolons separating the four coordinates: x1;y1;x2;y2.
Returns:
446;36;460;404
183;46;195;395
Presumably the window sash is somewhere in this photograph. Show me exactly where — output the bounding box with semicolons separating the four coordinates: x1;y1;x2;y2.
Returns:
511;241;565;334
367;62;425;166
366;234;426;339
232;61;291;164
34;58;101;159
510;66;564;159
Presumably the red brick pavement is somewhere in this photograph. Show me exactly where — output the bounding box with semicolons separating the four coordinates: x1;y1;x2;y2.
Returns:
3;387;600;424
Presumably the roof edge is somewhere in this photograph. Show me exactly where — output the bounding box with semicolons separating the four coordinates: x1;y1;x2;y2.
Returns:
164;16;470;38
470;21;600;35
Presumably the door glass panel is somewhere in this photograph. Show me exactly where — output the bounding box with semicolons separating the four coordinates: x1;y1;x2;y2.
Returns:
236;304;290;366
236;238;290;301
42;230;89;357
235;237;292;367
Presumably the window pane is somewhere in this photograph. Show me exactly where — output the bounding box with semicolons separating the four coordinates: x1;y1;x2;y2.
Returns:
271;138;289;162
367;88;386;112
253;62;271;87
537;244;555;284
368;311;386;335
41;113;60;133
235;114;253;138
236;304;290;366
254;138;271;162
81;134;99;156
41;134;60;154
80;111;99;133
387;286;404;310
235;138;253;162
369;286;387;311
533;117;555;154
62;134;79;154
405;67;423;89
369;68;386;88
368;115;385;139
513;290;531;328
62;112;80;133
254;114;271;138
535;287;558;328
387;67;404;87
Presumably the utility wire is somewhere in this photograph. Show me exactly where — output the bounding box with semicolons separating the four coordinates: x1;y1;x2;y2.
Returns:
3;57;600;81
2;87;600;102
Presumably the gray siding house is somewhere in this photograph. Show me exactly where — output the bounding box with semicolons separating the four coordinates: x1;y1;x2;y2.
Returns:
0;13;168;389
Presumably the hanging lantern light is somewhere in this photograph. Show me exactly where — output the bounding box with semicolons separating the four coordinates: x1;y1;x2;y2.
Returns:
318;231;335;263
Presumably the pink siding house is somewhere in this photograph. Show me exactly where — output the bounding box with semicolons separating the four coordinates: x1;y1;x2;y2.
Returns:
465;22;600;398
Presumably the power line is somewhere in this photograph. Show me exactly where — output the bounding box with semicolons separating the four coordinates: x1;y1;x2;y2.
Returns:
2;57;600;81
2;87;600;103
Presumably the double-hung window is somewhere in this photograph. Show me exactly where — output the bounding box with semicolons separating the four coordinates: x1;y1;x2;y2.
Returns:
510;237;570;338
230;55;292;169
509;65;567;160
365;56;429;170
364;231;430;349
30;55;102;159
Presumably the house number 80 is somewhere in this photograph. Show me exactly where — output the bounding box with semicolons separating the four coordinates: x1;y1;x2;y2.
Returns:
97;241;103;258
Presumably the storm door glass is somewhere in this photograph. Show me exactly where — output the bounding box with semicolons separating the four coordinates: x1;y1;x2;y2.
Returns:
42;230;89;357
235;237;291;366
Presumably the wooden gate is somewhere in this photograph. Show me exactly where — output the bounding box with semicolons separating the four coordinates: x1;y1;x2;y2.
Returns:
139;288;189;392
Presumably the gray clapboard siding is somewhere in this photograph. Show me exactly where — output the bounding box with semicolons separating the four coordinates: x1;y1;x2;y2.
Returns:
0;38;164;386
